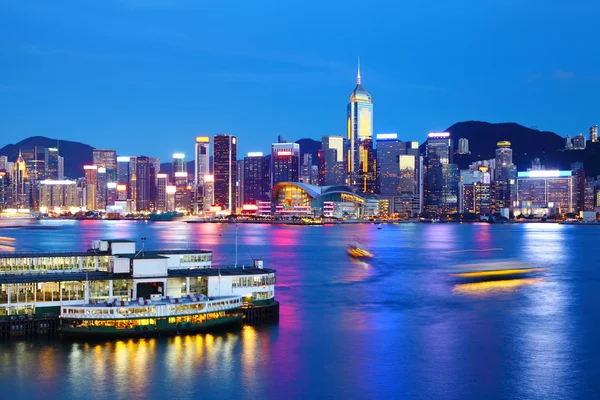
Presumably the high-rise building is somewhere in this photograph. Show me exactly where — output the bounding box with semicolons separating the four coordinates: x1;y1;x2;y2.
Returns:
573;133;586;150
96;167;107;210
172;153;187;177
129;156;137;205
571;162;586;213
424;132;458;214
271;143;300;188
243;152;270;205
516;170;576;214
236;160;244;209
347;58;373;188
194;136;211;212
321;135;346;185
83;165;98;210
12;152;30;209
204;175;214;209
0;170;9;210
300;154;313;184
156;173;168;211
376;134;405;195
213;134;237;211
318;148;341;186
494;141;515;210
92;149;117;183
135;156;151;212
590;125;598;143
458;138;469;155
565;135;573;150
57;156;64;180
0;156;8;171
45;147;59;180
39;180;79;210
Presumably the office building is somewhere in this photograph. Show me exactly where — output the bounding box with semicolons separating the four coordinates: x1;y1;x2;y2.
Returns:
0;156;7;171
424;132;458;214
0;170;9;210
12;152;30;209
96;167;107;210
573;133;586;150
494;141;516;210
515;170;576;215
135;156;153;212
458;138;469;155
300;154;314;184
271;143;300;188
156;173;168;211
194;136;211;211
92;149;117;183
39;180;79;211
58;156;64;180
244;153;270;205
236;160;244;209
213;134;237;211
320;135;346;186
84;165;98;211
45;147;59;180
347;58;373;187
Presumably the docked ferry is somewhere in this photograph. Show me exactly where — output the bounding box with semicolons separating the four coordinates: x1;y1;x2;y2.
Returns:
0;238;277;337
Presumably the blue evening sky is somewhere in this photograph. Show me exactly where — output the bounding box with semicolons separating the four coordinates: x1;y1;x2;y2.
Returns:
1;0;599;161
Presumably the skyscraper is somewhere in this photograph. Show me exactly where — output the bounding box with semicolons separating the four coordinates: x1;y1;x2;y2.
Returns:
58;156;64;180
347;58;374;189
271;143;300;188
243;152;270;205
458;138;469;154
83;165;98;210
135;156;151;212
424;132;458;214
45;147;59;180
300;154;313;184
213;134;237;211
92;149;117;183
156;173;168;211
494;141;515;210
12;152;30;209
591;125;598;143
194;136;211;212
321;135;346;185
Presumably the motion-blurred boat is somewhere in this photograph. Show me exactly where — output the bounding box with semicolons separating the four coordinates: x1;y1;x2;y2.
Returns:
451;260;546;281
347;243;373;259
0;237;16;244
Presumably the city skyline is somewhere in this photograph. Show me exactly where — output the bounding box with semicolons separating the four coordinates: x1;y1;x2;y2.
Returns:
2;1;600;162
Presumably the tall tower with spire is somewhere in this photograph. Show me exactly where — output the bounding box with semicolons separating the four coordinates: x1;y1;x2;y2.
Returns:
347;57;375;192
12;150;30;208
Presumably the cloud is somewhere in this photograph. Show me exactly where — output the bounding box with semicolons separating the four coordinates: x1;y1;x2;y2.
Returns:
552;70;575;80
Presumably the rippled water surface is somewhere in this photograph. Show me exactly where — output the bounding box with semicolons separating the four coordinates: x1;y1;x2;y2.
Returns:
1;221;599;399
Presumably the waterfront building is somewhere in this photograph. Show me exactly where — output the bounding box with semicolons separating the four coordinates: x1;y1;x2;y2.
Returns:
572;162;586;212
591;125;598;143
271;143;300;189
204;175;215;209
194;136;211;212
45;147;59;180
83;165;98;211
515;170;576;215
213;134;237;212
573;133;586;150
243;153;270;205
0;170;9;210
321;135;345;185
584;178;595;211
116;156;130;200
129;156;137;205
424;132;458;214
93;149;117;183
458;138;469;154
300;154;314;184
135;156;153;212
347;58;374;188
156;173;168;211
494;141;516;211
236;160;244;209
21;146;46;183
39;180;79;211
0;239;277;327
96;167;108;210
58;156;64;180
318;148;344;186
271;182;366;218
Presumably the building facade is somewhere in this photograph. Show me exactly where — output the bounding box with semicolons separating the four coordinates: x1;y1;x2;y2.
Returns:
213;134;237;211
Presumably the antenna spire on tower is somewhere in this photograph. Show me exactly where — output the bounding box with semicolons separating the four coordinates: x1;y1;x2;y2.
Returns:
357;57;361;85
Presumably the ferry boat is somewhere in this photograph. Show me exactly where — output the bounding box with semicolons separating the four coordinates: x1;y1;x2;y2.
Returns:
451;260;546;281
347;243;373;259
149;211;184;221
0;238;277;337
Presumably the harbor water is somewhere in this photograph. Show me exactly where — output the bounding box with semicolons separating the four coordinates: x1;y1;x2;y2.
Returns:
1;220;599;399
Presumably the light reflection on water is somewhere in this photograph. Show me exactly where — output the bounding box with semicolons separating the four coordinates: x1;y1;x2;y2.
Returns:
0;222;598;398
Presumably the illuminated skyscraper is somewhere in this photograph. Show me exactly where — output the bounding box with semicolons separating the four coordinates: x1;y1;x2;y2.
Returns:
494;141;515;210
92;149;117;183
116;156;130;198
271;143;300;188
96;167;107;210
243;153;270;204
321;135;346;185
12;152;30;209
213;134;237;211
194;136;211;212
347;58;374;189
590;125;598;143
135;156;151;212
45;147;59;180
156;173;168;211
424;132;458;214
84;165;98;210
